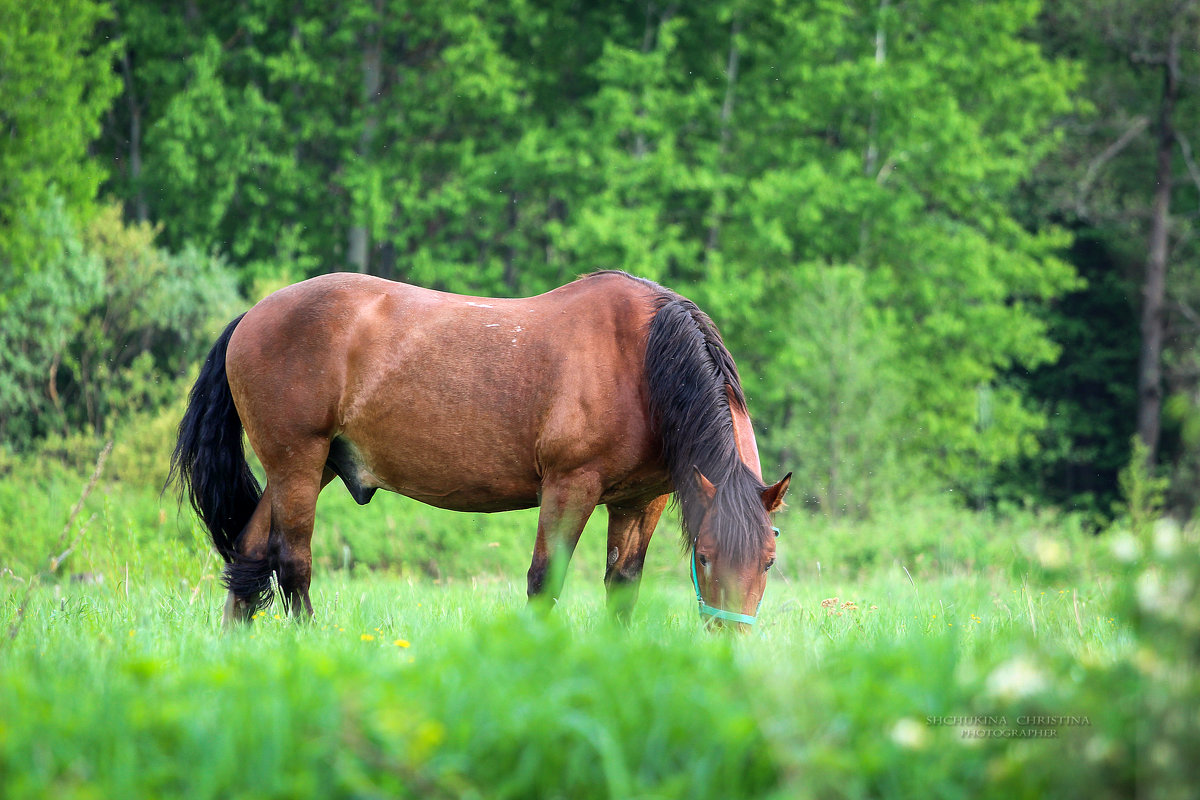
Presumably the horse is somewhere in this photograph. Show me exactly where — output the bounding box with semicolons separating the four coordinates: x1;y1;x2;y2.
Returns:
168;270;790;629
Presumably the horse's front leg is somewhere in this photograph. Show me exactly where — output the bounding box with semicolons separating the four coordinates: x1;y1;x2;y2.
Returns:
526;470;603;610
604;494;668;623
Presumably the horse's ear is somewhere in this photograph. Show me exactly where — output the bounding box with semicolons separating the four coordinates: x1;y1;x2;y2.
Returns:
761;472;791;513
692;466;717;505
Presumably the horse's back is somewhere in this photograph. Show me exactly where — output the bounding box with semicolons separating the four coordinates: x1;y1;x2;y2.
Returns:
226;272;668;510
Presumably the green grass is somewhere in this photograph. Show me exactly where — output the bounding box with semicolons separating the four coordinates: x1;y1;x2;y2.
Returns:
0;461;1193;799
0;571;1135;800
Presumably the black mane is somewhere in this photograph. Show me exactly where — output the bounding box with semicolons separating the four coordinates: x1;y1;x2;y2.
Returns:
590;271;769;564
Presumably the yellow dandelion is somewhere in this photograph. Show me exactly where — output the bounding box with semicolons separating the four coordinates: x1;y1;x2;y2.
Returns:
361;634;375;642
273;613;281;620
128;629;136;637
394;639;411;648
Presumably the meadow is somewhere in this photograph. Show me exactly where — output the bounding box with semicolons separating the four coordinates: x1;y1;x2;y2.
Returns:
0;448;1192;799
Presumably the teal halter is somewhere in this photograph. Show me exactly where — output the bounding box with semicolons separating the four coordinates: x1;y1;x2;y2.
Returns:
690;526;778;626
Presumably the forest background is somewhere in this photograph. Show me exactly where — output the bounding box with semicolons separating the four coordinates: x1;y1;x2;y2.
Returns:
2;0;1198;525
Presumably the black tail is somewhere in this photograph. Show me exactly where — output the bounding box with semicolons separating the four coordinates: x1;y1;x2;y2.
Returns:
167;314;261;565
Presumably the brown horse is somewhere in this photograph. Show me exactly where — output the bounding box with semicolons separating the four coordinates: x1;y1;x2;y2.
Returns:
169;271;790;628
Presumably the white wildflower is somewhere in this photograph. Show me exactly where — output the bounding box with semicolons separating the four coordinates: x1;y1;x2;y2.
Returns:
986;656;1048;701
1136;569;1165;614
890;718;929;750
1153;519;1181;558
1109;531;1141;564
1033;536;1068;570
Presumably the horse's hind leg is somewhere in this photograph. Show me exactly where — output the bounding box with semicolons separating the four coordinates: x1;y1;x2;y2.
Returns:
221;469;323;625
233;433;329;620
222;486;272;627
267;464;326;618
604;494;668;622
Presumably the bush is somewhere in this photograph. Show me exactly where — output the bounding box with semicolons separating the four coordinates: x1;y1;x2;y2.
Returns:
0;202;242;453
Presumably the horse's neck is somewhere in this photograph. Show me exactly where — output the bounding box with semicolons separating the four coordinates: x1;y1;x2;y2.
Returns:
725;385;762;481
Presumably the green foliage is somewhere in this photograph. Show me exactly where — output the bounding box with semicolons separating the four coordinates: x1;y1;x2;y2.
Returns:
719;0;1081;500
1116;437;1168;540
0;198;105;446
1029;0;1200;513
770;265;910;513
104;0;539;290
69;205;242;430
0;203;241;450
1107;514;1200;798
0;446;213;588
1162;388;1200;513
0;0;119;298
997;233;1140;516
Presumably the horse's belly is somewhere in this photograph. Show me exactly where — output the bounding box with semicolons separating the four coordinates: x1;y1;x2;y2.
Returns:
330;433;541;512
396;488;540;514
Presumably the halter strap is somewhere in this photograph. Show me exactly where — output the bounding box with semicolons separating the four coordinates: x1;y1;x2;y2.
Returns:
689;526;779;626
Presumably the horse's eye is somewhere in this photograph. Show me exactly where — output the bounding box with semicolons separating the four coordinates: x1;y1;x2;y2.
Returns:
764;558;776;573
697;553;709;568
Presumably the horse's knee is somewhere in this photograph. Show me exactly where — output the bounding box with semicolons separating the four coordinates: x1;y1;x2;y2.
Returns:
604;563;643;587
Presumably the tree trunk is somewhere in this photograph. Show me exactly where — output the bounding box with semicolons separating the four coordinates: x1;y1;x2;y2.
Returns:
113;8;147;223
860;0;889;256
1137;27;1180;465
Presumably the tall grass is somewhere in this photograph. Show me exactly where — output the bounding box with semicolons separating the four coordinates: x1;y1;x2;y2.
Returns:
0;445;1192;798
0;563;1142;800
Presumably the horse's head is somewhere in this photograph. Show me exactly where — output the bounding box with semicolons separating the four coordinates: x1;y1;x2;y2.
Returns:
689;467;791;631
